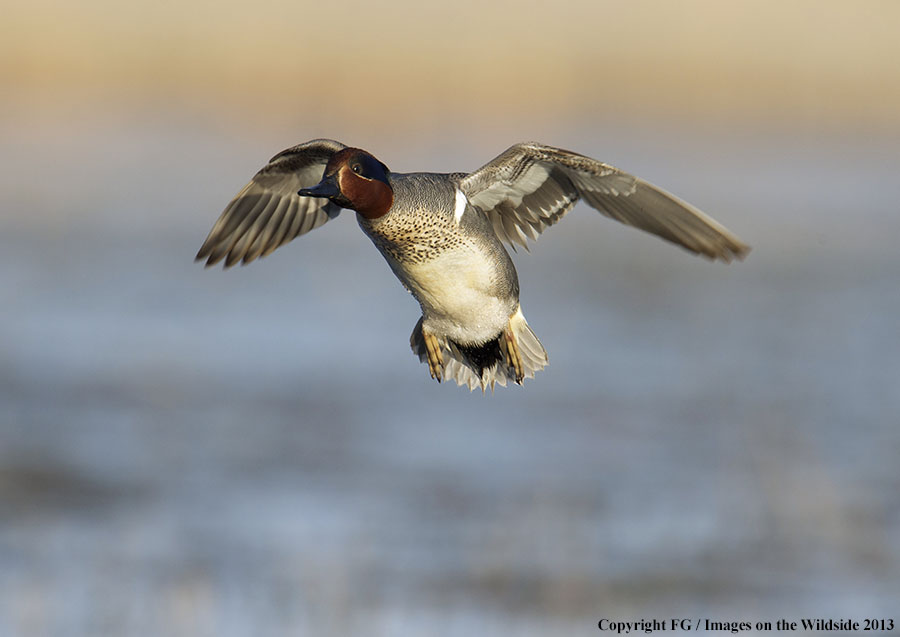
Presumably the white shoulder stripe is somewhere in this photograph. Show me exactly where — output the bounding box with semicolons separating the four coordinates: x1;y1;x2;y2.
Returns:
453;187;469;224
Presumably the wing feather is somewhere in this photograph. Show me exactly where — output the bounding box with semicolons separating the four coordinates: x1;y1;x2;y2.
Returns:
459;142;749;262
261;199;298;258
245;195;291;263
196;138;347;268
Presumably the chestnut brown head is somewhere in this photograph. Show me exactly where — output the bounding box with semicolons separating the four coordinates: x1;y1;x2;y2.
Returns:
298;148;393;219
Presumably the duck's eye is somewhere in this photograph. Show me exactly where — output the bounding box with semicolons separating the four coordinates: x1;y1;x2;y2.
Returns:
351;164;362;175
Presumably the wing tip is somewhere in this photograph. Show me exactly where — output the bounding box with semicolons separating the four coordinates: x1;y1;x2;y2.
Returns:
711;237;752;264
194;247;217;268
195;245;247;270
732;241;752;261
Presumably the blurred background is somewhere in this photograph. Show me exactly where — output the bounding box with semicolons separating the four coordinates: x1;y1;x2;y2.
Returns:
2;0;899;634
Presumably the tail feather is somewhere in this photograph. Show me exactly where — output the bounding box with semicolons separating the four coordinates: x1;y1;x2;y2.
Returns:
410;307;548;392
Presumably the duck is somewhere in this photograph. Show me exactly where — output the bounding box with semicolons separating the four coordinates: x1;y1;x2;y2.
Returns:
196;139;749;391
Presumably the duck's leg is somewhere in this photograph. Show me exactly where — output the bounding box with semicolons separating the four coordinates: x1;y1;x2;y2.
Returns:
422;328;444;382
501;320;524;384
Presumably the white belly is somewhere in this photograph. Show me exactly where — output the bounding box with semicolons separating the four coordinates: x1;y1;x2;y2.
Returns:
388;248;513;344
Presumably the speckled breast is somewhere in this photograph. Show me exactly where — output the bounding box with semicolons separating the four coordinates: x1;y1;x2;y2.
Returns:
356;173;469;265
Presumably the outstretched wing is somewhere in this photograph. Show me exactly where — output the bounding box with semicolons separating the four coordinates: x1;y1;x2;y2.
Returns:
196;138;347;268
459;142;749;262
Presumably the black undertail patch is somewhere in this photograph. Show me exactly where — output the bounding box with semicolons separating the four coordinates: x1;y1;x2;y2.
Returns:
454;338;504;379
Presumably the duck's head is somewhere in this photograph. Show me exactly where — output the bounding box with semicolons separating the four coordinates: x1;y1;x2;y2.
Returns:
298;148;393;219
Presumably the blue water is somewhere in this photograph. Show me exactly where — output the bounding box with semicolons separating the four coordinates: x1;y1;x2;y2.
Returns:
1;114;898;635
